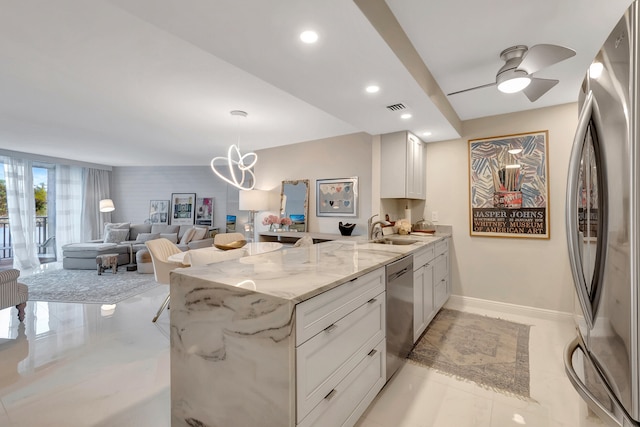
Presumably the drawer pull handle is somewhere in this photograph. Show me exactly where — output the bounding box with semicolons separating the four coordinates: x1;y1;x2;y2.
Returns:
367;298;377;304
324;389;337;400
368;349;377;357
324;323;338;333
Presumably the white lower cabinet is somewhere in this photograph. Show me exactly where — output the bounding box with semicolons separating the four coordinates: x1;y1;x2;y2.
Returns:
413;261;434;342
297;339;386;427
296;267;386;427
413;238;451;343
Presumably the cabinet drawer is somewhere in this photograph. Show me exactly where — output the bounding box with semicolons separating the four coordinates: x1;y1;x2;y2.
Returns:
296;294;385;422
297;339;386;427
434;277;448;309
434;253;449;283
413;245;435;269
296;268;384;345
435;239;448;257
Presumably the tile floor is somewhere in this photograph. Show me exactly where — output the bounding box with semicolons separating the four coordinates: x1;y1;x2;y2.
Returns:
0;263;605;427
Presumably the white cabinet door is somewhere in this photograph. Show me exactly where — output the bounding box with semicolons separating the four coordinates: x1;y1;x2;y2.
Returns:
413;262;434;343
413;266;425;342
380;131;426;200
407;133;425;199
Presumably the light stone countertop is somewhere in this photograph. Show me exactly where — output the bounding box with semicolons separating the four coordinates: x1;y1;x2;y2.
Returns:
171;233;450;304
169;231;451;426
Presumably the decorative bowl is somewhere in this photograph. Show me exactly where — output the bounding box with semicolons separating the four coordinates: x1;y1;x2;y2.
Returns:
339;222;356;236
214;240;247;251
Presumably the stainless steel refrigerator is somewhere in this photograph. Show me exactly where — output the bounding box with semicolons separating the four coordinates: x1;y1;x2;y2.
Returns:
564;1;640;425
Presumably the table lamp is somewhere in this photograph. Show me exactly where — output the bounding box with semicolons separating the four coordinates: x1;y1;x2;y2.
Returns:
239;190;268;242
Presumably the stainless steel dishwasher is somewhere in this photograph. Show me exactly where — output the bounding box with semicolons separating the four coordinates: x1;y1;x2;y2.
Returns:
385;255;414;381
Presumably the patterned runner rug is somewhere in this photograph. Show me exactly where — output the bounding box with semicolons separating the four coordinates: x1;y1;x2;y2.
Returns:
408;308;531;398
21;269;160;304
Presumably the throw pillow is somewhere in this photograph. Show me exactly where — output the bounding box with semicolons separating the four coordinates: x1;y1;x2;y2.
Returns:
160;233;178;244
135;232;161;243
191;227;208;241
104;229;129;244
151;224;180;234
179;228;197;245
104;222;130;240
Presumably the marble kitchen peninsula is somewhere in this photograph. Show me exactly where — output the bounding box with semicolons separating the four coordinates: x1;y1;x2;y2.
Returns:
169;239;433;427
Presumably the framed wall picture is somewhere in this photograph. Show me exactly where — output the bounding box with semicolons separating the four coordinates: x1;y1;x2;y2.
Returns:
316;177;358;217
170;193;196;226
195;197;214;226
149;200;169;224
468;130;550;239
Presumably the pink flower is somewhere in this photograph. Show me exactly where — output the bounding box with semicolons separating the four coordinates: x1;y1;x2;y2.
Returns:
262;215;280;226
280;217;292;226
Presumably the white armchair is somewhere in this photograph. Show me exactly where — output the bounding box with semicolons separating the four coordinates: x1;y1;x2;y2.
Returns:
0;269;28;322
145;238;187;323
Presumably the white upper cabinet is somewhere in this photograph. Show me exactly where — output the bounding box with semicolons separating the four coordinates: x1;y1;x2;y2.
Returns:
380;131;426;199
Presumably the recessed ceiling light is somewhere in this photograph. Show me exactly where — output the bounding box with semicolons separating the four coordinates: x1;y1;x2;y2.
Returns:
422;131;432;137
401;113;412;120
300;30;318;44
365;85;380;93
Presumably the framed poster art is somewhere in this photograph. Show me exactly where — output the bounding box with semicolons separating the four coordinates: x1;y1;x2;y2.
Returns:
149;200;169;224
316;177;358;217
195;197;214;226
469;130;550;239
170;193;196;225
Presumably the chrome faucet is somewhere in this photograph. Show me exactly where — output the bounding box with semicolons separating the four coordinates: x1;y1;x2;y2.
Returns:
368;214;390;240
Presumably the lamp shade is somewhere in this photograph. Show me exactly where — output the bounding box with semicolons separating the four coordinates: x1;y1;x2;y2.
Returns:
238;190;268;211
99;199;115;213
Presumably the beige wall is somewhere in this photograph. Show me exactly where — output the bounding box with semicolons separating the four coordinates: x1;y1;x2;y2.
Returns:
255;103;578;313
426;102;579;313
255;132;374;236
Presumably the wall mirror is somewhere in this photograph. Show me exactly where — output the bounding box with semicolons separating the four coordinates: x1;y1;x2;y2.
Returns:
281;179;309;232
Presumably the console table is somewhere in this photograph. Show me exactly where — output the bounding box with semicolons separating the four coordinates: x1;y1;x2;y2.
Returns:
259;231;362;245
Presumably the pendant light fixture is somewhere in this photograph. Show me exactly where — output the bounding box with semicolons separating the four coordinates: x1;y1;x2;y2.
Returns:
210;110;258;190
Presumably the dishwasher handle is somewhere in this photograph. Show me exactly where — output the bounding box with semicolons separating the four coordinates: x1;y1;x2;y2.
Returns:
388;267;410;283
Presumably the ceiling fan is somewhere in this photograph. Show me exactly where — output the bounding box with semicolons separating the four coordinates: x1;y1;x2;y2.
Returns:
448;44;576;102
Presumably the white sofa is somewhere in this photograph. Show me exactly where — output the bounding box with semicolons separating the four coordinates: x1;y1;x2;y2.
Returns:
62;222;213;270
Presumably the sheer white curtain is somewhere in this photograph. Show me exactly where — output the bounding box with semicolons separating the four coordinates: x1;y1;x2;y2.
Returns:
4;158;41;270
81;168;111;241
55;165;83;260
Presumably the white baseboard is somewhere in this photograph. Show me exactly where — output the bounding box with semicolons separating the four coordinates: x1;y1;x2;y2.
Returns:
444;294;574;323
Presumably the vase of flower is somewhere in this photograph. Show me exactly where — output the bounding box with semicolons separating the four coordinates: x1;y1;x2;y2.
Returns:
263;214;281;232
280;217;292;232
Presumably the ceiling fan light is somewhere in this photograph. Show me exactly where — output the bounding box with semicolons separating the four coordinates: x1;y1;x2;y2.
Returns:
498;76;531;93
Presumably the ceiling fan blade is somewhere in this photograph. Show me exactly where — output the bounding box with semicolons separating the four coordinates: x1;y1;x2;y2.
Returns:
518;44;576;75
522;77;558;102
447;82;496;96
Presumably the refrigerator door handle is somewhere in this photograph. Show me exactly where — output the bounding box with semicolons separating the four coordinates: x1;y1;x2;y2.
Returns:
564;336;625;427
566;90;602;329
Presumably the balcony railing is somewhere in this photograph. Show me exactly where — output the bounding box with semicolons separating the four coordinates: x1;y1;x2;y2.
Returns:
0;216;56;262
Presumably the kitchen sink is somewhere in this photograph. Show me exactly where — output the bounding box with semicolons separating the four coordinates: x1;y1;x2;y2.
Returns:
370;238;419;245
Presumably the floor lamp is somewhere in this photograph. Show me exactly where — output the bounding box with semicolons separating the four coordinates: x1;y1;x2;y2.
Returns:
238;190;269;242
99;199;115;213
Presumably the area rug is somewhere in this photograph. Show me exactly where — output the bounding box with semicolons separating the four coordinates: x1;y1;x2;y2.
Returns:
21;269;160;304
408;308;531;399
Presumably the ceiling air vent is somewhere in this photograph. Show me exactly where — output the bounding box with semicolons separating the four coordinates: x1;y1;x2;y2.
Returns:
386;103;407;112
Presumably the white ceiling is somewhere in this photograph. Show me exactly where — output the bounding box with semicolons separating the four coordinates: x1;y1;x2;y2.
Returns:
0;0;633;166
